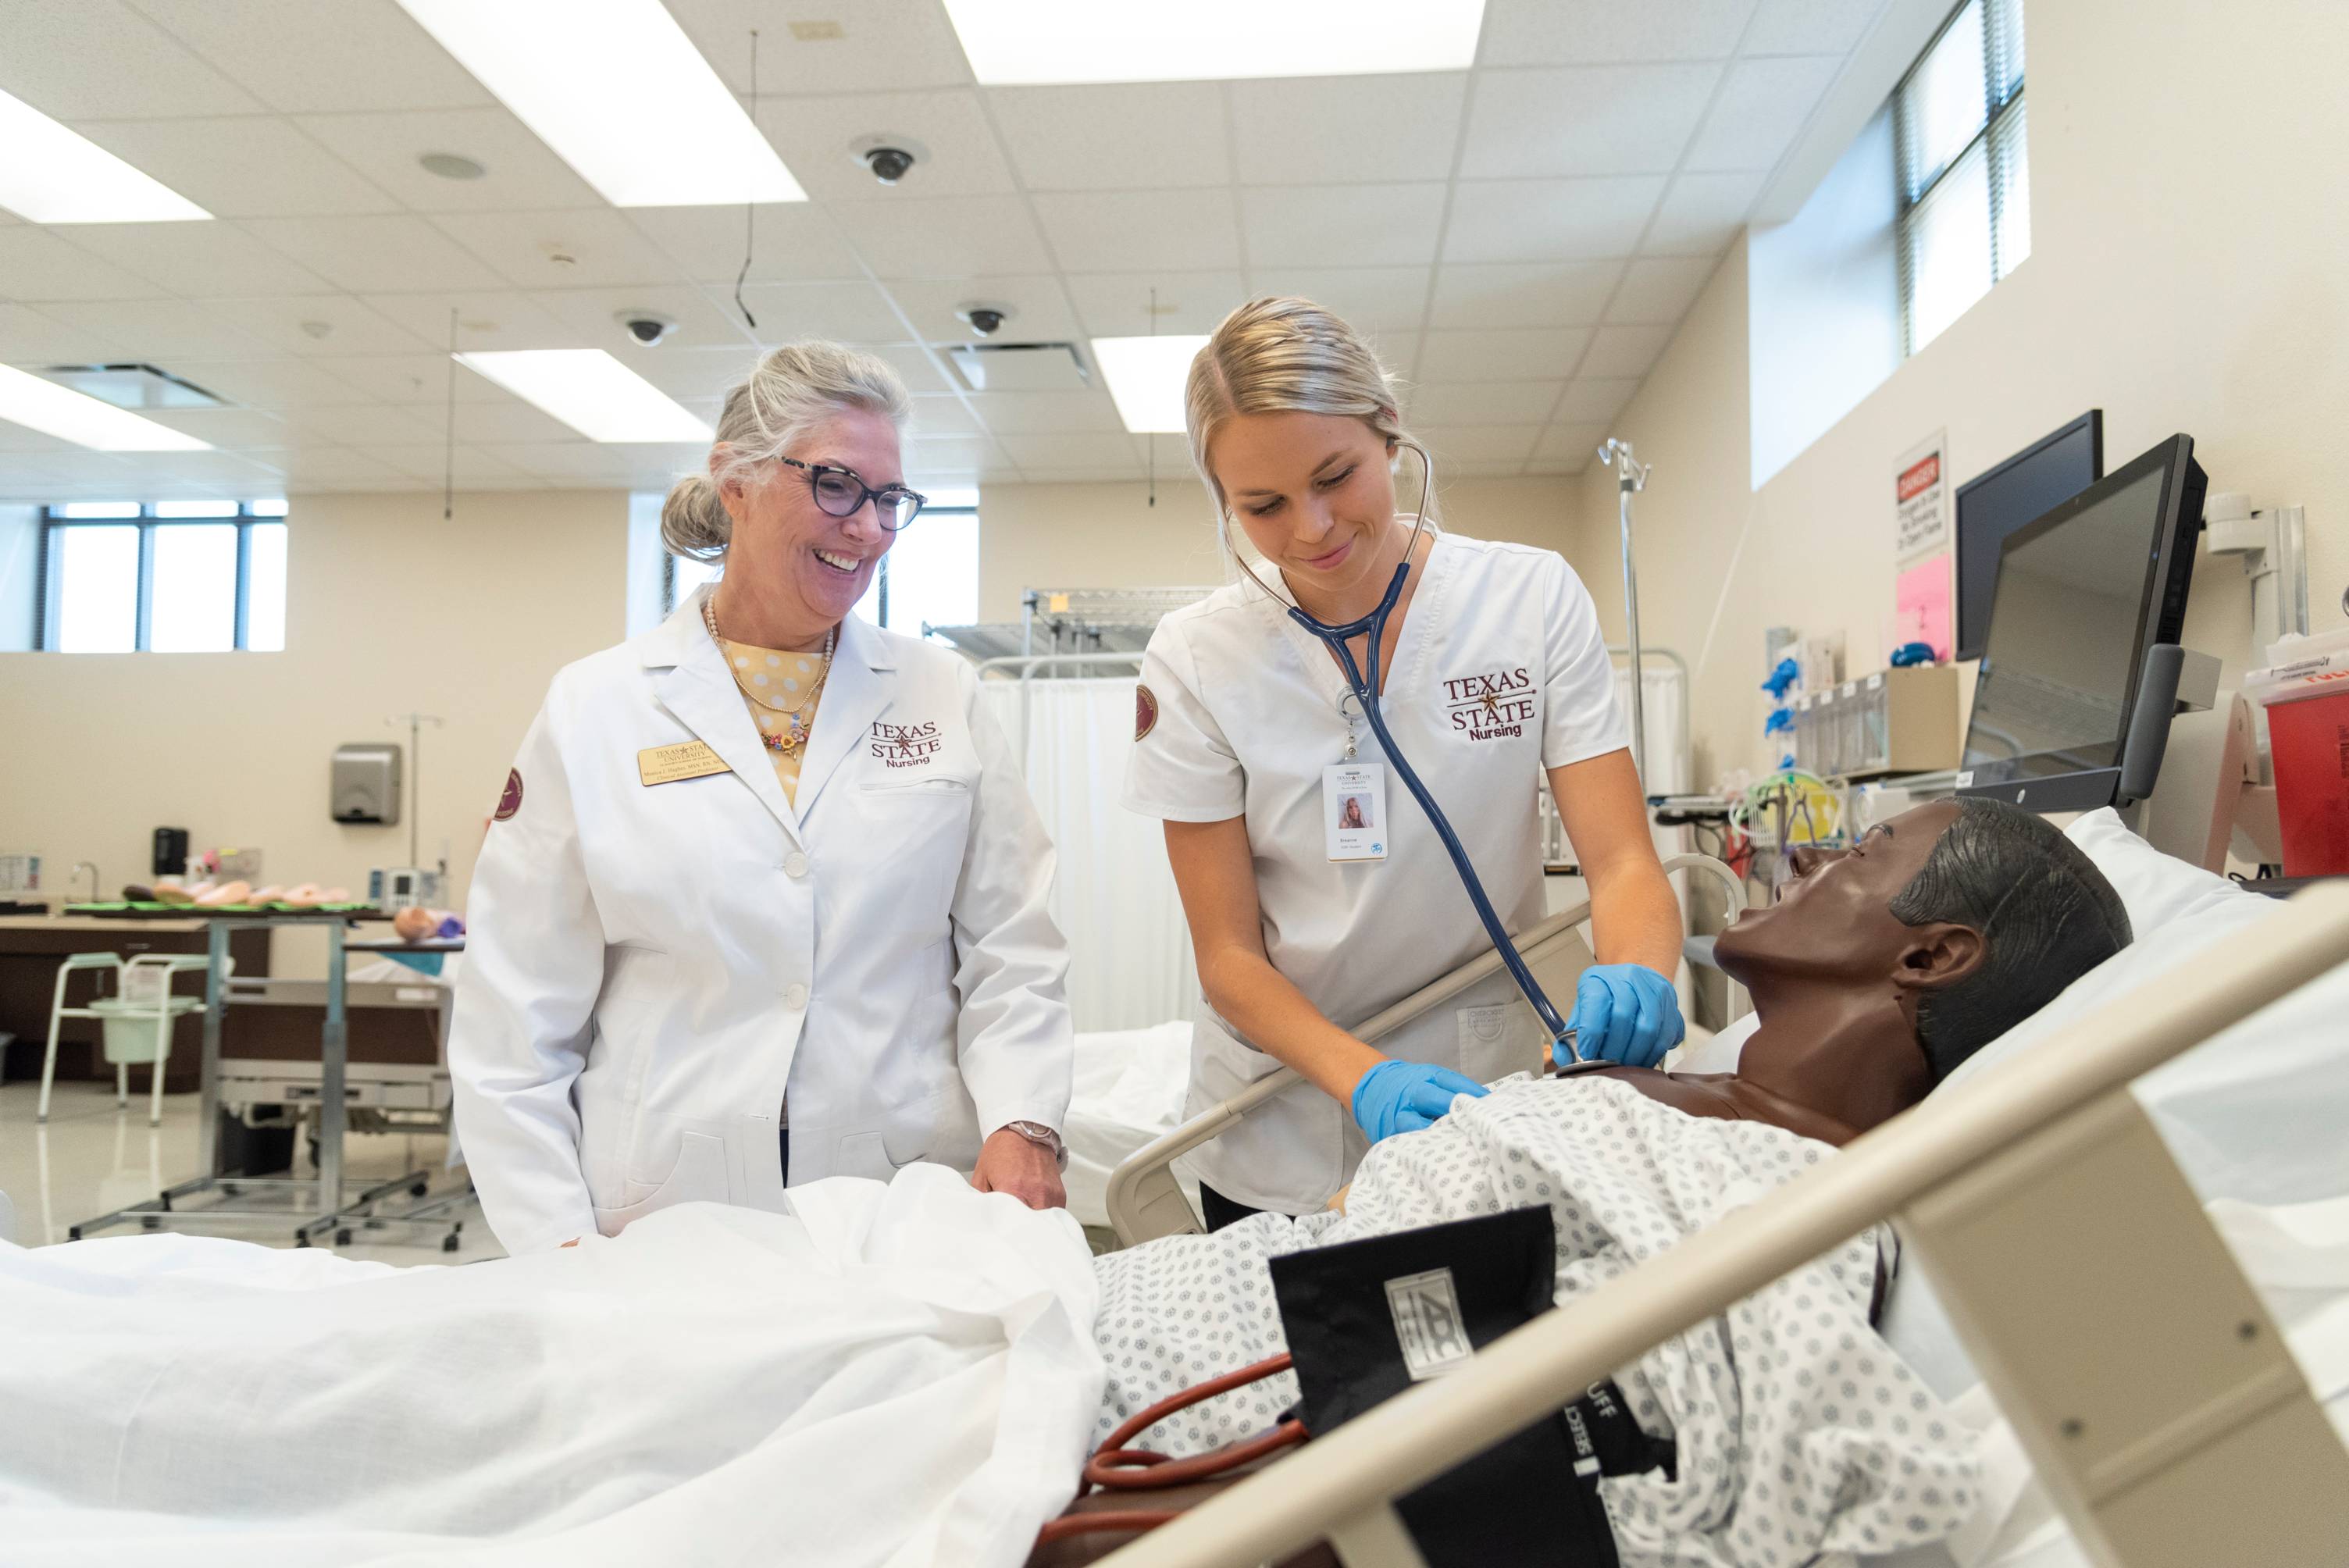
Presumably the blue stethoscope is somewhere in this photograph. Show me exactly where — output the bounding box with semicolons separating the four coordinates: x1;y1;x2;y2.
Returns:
1235;440;1591;1068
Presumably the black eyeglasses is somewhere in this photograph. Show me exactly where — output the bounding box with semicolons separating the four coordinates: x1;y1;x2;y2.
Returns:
779;456;925;531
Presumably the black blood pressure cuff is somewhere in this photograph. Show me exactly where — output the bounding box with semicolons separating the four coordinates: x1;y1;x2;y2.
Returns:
1269;1206;1674;1567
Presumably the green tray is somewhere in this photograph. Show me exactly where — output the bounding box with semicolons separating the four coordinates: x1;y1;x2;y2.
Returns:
64;902;383;919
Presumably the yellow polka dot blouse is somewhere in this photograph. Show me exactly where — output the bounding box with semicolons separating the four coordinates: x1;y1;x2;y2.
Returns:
716;636;830;804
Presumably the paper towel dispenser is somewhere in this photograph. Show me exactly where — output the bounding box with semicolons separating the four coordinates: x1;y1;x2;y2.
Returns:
332;743;401;825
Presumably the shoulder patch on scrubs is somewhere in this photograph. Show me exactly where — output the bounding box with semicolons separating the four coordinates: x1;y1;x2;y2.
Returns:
1134;683;1159;742
493;768;523;821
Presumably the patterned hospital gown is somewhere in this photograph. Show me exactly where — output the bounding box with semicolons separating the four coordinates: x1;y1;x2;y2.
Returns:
1089;1075;1981;1566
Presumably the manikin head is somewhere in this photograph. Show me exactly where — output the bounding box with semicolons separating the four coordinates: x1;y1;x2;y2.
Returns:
1713;797;2132;1114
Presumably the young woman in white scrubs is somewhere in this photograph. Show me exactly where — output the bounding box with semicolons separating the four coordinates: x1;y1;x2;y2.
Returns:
452;344;1073;1256
1124;297;1685;1226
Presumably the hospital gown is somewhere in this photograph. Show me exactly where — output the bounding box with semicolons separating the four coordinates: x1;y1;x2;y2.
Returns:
1090;1075;1982;1566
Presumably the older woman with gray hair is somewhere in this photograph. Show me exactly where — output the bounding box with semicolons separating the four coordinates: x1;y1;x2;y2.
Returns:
451;342;1074;1256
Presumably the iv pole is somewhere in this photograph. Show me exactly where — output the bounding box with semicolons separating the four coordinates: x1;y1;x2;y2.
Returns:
1596;439;1652;786
386;712;446;870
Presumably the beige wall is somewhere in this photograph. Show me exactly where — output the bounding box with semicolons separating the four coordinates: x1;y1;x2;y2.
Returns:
0;490;627;976
1567;0;2349;857
977;473;1583;622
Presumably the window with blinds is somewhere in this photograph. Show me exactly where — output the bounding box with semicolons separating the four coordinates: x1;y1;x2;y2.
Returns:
1895;0;2029;355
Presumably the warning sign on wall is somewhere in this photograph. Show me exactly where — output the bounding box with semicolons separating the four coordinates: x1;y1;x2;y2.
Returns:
1895;431;1948;566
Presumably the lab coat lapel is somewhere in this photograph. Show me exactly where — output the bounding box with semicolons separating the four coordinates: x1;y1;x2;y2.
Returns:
642;592;806;849
793;615;895;821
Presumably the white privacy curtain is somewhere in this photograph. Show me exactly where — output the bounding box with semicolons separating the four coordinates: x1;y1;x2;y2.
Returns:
981;678;1197;1032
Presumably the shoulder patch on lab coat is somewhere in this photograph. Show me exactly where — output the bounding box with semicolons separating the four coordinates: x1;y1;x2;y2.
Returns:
1134;683;1158;741
493;768;523;821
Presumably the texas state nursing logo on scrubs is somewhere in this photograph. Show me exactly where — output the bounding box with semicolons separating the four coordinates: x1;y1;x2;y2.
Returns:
1134;684;1158;742
493;768;524;821
1442;666;1535;741
871;720;942;769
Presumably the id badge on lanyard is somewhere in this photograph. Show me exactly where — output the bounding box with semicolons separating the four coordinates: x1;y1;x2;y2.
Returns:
1325;691;1388;862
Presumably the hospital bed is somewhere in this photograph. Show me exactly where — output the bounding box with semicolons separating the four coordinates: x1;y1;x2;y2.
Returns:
1096;835;2349;1566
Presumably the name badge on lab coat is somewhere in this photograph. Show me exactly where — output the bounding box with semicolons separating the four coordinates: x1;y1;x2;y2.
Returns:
1324;763;1388;862
637;741;731;786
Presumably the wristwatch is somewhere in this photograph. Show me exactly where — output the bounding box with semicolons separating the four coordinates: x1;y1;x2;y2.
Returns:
1003;1119;1068;1170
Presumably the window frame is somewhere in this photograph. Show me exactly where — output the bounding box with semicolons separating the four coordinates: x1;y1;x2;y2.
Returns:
37;504;289;652
1893;0;2028;356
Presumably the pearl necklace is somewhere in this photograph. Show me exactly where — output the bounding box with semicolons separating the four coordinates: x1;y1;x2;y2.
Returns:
704;595;836;756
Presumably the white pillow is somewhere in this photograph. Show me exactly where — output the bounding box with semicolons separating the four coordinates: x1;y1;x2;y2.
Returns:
2060;806;2244;932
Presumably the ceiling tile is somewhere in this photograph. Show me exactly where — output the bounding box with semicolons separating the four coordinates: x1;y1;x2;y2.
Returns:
1555;378;1642;423
201;295;434;357
278;402;444;445
1241;184;1447;269
1684;56;1843;171
63;223;337;298
904;433;997;472
484;442;638;484
1417;328;1592;382
1477;0;1759;64
832;195;1055;278
267;444;419;486
1642;170;1766;254
242;216;509;293
625;203;867;285
433;208;693;290
1579;323;1675;378
1535;422;1613;461
1406;380;1563;426
1243;267;1429;333
730;280;907;343
996;431;1144;469
1744;0;1887;55
1064;272;1248;337
360;291;590;353
605;345;760;401
41;299;277;361
159;358;372;409
296;107;604;213
1427;261;1624;329
989;83;1227;191
761;90;1017;202
450;400;606;443
1442;176;1665;263
668;0;976;96
126;0;492;113
0;230;172;302
964;390;1125;435
1032;190;1241;273
1367;332;1421;377
1606;256;1719;323
887;275;1081;344
1461;66;1720;179
360;443;537;484
863;344;955;396
70;118;397;217
1230;73;1467;185
530;285;754;352
319;354;519;405
140;406;290;447
907;394;983;437
0;305;130;364
0;0;264;118
1418;426;1542;464
102;448;283;488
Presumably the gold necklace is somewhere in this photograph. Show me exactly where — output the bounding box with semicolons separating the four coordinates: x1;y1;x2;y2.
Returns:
704;597;836;755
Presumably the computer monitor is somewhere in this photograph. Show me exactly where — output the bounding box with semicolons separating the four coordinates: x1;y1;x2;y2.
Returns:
1953;412;2102;661
1957;434;2206;814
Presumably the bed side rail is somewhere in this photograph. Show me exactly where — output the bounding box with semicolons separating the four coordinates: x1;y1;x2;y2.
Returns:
1100;884;2349;1568
1104;855;1745;1248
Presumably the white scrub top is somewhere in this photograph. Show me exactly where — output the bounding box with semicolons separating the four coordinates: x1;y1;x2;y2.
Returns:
1122;531;1627;1212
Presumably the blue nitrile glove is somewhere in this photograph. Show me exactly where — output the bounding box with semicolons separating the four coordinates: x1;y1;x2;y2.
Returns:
1350;1060;1489;1143
1560;965;1685;1070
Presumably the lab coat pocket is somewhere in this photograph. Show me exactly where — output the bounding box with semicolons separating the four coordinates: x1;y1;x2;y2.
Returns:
854;777;974;943
591;1130;728;1235
1456;1001;1543;1085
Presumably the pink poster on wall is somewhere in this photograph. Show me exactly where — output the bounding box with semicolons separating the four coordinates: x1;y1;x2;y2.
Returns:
1894;554;1954;661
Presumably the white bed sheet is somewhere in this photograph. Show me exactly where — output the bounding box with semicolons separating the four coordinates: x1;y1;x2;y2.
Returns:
1063;1021;1197;1229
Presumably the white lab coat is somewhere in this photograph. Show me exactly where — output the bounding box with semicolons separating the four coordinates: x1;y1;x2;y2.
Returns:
1122;532;1627;1213
451;590;1074;1255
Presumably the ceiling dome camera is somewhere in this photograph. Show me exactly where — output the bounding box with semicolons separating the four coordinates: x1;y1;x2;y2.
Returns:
616;311;678;347
864;145;916;184
956;301;1015;338
848;133;929;189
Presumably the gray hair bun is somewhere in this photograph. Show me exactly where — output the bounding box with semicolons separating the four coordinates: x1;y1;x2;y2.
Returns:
661;472;733;561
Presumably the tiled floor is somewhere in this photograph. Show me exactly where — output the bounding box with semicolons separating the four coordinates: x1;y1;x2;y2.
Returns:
0;1078;503;1265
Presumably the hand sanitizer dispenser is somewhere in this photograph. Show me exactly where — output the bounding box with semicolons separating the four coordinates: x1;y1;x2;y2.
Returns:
332;743;401;825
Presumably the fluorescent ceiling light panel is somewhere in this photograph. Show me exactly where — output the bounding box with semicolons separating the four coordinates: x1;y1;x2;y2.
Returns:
456;351;713;443
0;88;211;222
395;0;805;206
1091;335;1210;434
944;0;1485;84
0;367;212;451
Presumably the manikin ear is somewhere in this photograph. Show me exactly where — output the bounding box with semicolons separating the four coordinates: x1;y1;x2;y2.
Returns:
1889;922;1987;996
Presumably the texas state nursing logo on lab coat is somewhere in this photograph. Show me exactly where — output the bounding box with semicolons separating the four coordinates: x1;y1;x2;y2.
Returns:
871;719;942;768
1443;666;1536;741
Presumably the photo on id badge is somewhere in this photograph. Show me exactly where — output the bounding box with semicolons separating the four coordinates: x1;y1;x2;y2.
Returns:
1325;763;1387;862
